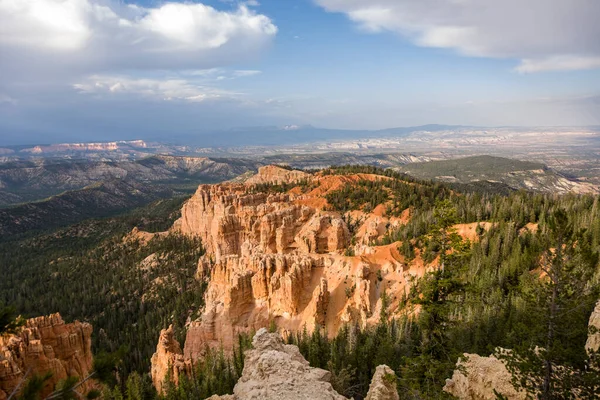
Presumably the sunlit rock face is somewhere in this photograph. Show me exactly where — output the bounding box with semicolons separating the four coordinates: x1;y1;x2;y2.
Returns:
0;314;94;399
152;166;424;391
586;300;600;355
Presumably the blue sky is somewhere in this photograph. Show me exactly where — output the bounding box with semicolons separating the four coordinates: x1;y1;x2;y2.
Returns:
0;0;599;145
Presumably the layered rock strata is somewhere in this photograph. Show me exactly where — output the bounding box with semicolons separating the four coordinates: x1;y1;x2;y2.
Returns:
150;325;191;395
153;166;418;391
0;314;93;399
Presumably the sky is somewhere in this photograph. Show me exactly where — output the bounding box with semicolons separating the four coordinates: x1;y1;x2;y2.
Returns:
1;0;600;145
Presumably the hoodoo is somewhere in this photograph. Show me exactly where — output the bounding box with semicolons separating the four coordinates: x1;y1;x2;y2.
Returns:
152;166;422;391
0;314;93;399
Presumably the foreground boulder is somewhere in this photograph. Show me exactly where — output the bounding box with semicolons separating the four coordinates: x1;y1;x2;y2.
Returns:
443;352;527;400
207;328;399;400
586;300;600;355
446;299;600;399
0;313;93;399
365;365;400;400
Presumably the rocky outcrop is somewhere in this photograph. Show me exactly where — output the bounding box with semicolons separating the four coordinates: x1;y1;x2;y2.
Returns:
0;314;93;399
208;328;399;400
586;300;600;355
443;352;527;400
446;300;600;399
365;365;399;400
172;170;353;359
152;168;418;391
176;184;347;259
150;326;191;394
244;166;310;186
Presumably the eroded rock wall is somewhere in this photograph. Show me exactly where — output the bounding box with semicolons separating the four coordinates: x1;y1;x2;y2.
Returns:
153;166;418;391
0;313;93;399
150;325;191;394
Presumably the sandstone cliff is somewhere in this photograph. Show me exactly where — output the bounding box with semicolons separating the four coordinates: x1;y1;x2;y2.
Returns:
207;328;399;400
150;325;192;395
153;166;424;390
244;165;310;185
0;313;93;399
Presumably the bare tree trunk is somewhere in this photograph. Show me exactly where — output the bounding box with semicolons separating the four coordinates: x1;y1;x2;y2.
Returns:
543;283;557;399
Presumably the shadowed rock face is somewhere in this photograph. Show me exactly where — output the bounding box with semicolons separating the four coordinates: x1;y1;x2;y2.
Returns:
206;329;399;400
0;314;93;399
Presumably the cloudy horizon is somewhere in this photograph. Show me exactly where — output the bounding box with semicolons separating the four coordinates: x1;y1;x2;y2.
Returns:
1;0;599;145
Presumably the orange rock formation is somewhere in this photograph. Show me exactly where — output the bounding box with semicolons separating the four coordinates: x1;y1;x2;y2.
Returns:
151;166;430;391
0;314;93;399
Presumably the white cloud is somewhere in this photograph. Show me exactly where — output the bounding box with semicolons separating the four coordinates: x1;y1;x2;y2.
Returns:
233;70;262;77
315;0;600;72
516;56;600;73
0;94;17;105
73;75;239;102
0;0;277;73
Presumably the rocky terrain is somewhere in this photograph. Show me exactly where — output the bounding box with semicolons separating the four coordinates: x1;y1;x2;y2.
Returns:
443;351;527;400
0;155;260;207
0;314;94;399
586;300;600;355
149;165;451;388
444;299;600;399
201;328;398;400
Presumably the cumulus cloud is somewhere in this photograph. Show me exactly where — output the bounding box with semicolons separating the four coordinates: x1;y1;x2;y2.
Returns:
73;75;239;102
0;0;277;75
315;0;600;72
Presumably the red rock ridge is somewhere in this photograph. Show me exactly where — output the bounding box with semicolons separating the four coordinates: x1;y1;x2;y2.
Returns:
0;313;93;399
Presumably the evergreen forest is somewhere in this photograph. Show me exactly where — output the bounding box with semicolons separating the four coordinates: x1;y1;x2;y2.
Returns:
1;166;599;399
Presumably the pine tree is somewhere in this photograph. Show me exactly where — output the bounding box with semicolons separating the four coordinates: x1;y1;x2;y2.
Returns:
499;209;600;398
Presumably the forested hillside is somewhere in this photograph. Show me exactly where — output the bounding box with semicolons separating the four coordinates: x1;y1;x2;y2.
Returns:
1;165;599;399
0;197;205;375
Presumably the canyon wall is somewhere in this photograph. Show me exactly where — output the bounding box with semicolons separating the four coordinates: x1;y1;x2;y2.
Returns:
152;166;418;391
0;313;93;399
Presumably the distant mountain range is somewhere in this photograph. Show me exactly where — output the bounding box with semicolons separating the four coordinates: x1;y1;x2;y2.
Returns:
0;155;260;208
2;125;598;164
